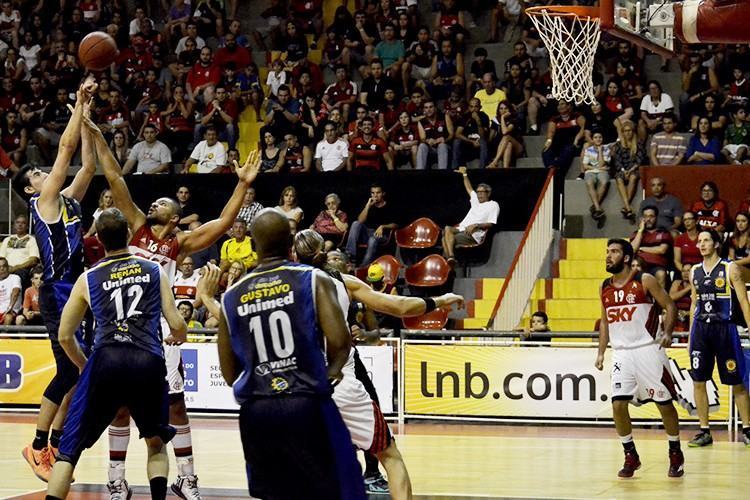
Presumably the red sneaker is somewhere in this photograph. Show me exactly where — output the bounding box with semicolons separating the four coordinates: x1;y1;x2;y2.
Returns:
668;449;685;478
618;451;641;478
22;444;52;482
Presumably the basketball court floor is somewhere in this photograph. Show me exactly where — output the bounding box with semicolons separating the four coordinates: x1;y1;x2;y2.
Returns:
2;414;748;499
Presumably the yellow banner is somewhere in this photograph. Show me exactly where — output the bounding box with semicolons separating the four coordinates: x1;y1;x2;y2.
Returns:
404;344;730;421
0;339;55;405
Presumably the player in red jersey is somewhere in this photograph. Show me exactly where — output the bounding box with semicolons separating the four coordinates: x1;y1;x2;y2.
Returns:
81;116;260;499
596;238;684;479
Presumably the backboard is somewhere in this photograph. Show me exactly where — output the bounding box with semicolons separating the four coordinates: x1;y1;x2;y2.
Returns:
600;0;676;57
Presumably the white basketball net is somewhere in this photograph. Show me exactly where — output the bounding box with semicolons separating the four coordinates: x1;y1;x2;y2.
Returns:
528;10;602;105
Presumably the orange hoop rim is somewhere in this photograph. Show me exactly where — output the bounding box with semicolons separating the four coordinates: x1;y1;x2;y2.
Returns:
525;5;601;21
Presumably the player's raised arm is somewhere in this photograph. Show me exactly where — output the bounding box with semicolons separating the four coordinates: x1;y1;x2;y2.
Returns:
180;151;260;255
217;311;239;385
343;274;464;317
82;112;147;231
595;287;609;371
642;272;676;347
729;262;750;327
62;94;99;202
58;274;90;370
159;266;187;345
315;272;351;383
196;263;222;320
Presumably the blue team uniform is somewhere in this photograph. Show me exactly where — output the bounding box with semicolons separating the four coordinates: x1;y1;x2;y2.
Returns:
29;193;90;405
222;261;365;500
57;254;175;465
689;259;746;385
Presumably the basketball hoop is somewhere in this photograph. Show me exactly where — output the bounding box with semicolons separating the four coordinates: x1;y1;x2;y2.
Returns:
526;6;602;105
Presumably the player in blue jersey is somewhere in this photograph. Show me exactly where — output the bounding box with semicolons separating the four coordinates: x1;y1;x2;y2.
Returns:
216;209;365;500
14;78;99;482
45;208;187;500
688;229;750;447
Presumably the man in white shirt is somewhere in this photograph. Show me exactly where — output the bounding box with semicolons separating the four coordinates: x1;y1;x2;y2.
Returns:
122;125;172;174
175;22;206;55
183;127;227;173
0;214;39;286
315;122;348;172
0;257;21;325
173;256;201;308
442;167;500;265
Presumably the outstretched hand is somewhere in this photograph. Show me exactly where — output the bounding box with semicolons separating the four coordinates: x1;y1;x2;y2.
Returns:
235;149;261;185
438;293;465;310
78;75;98;102
197;263;222;300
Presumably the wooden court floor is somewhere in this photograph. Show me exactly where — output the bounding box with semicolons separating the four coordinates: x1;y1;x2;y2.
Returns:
1;414;748;499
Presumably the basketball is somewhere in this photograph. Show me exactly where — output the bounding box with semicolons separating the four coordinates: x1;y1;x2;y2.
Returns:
78;32;118;71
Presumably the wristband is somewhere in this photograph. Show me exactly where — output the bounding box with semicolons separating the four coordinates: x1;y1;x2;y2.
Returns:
329;376;342;389
423;297;437;313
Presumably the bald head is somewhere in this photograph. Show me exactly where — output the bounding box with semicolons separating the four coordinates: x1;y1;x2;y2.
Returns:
250;209;292;259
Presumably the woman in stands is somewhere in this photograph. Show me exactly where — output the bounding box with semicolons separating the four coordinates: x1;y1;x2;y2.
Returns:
686;117;721;165
109;130;131;168
260;129;284;172
612;61;644;111
311;193;349;252
162;85;195;163
327;107;347;139
689;181;730;233
612;120;646;222
276;185;304;224
379;87;406;132
603;78;634;126
302;93;326;145
0;110;26;167
689;94;728;135
389;110;419;168
84;189;115;238
673;210;702;270
638;80;674;143
729;212;750;278
488;101;524;169
669;263;693;336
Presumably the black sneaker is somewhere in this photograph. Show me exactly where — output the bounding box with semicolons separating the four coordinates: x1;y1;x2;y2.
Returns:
668;449;684;478
688;431;713;447
618;451;641;478
364;472;389;494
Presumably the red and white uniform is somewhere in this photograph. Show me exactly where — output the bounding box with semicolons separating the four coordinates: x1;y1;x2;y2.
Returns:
173;272;200;302
129;224;185;394
601;273;677;404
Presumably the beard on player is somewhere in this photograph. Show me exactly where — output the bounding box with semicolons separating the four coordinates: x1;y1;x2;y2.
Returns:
605;254;627;274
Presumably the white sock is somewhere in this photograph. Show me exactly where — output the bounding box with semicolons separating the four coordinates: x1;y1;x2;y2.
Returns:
619;433;633;444
668;434;680;442
172;424;195;477
108;425;130;482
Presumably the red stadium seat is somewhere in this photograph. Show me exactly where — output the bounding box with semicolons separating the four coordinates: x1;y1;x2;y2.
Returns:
354;255;401;283
395;217;441;249
402;308;449;329
404;254;450;287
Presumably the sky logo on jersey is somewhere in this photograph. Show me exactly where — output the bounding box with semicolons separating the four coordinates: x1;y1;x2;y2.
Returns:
0;353;23;390
606;306;637;323
182;349;198;392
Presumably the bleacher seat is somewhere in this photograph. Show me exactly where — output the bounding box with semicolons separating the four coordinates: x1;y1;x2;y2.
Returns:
395;217;441;249
354;254;401;283
403;308;449;330
405;254;450;287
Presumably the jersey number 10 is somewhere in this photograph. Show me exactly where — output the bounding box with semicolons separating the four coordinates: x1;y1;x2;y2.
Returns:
250;310;295;363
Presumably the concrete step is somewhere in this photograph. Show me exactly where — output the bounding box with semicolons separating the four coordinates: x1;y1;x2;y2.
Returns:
563;238;609;260
516;157;545;168
551;278;602;299
557;259;610;279
523;135;547;157
564;178;644;216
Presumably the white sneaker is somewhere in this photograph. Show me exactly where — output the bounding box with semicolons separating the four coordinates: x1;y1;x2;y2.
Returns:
107;479;133;500
171;474;202;500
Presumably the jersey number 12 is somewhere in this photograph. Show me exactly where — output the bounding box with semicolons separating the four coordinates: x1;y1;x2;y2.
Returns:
111;285;144;321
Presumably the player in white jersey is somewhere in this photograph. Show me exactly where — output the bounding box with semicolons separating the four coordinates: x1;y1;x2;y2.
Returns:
82;115;260;499
596;238;684;479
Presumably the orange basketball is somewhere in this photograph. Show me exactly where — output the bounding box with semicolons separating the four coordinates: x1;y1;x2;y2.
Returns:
78;32;118;71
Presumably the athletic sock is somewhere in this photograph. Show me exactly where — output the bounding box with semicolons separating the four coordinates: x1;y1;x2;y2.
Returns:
700;426;711;434
668;434;681;451
108;425;130;482
33;429;48;451
149;476;167;500
363;450;380;478
620;434;636;453
49;429;63;449
173;424;195;477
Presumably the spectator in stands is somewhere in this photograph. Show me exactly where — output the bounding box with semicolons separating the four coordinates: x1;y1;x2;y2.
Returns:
34;88;71;164
122;124;172;174
690;181;729;233
345;183;398;266
0;214;39;286
725;66;750;109
187;221;220;268
311;193;349;252
173;256;201;307
0;257;20;325
722;107;750;164
674;210;702;270
638;80;674;143
84;189;115;238
376;23;405;87
686;117;721;165
281;132;312;173
97;88;131;144
162;85;194;163
581;101;618;154
442;167;500;266
581;131;611;228
0;110;25;169
259;129;283;173
612;120;646;222
266;58;286;98
729;212;750;274
178;301;203;332
453;97;489;168
109;130;131;168
631;206;673;288
389;110;419;168
323;64;358;122
215;32;252;71
649;113;686;166
315;122;349;172
366;262;397;296
279;20;308;67
405;26;438;91
542;100;585;174
195;85;237;149
264;84;301;139
488;100;524;169
690;94;727;136
520;311;552;344
349;116;392;171
183;126;227;173
18;76;47;131
603;79;633;125
176;185;200;230
275;186;304;224
680;52;719;124
436;0;467;49
417;100;452;170
0;1;20;49
253;0;284;51
640;177;683;234
219;219;258;272
360;59;394;112
430;38;463;101
0;144;16;178
186;46;220;102
16;266;42;326
237;188;264;226
609;41;642;81
474;72;506;119
669;263;693;334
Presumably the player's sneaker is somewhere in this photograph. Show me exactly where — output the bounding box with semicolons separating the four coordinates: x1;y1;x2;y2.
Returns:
48;446;58;466
688;431;713;447
668;449;685;478
617;451;641;478
107;479;133;500
21;444;52;482
364;472;390;494
171;474;202;500
742;431;750;446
